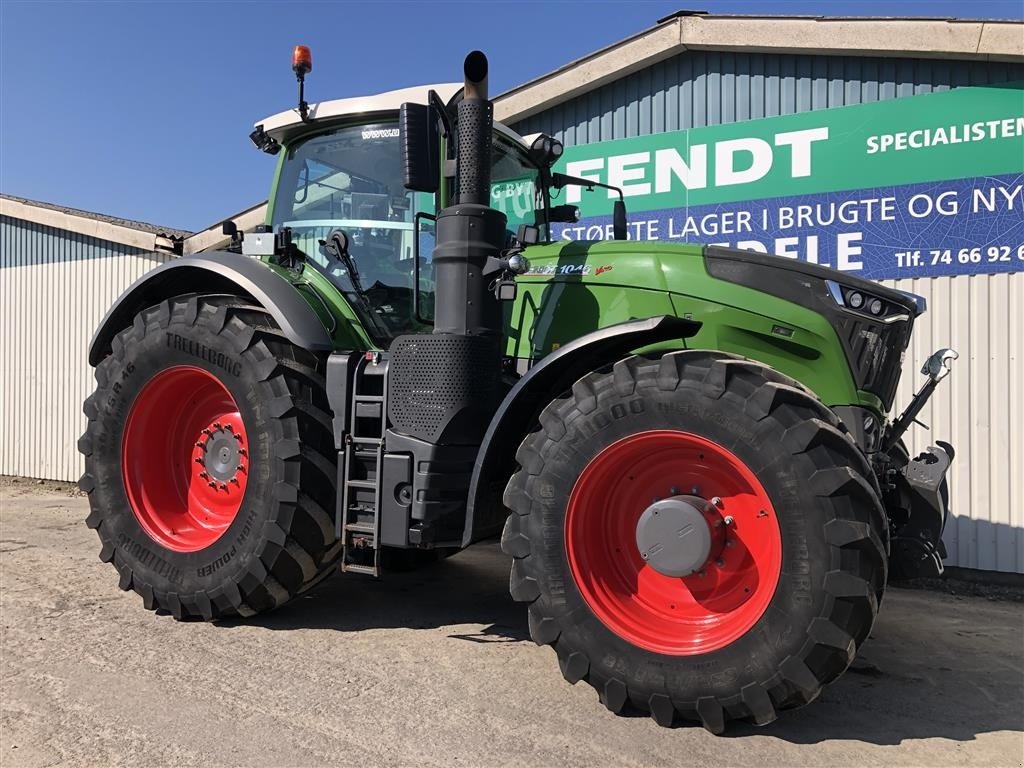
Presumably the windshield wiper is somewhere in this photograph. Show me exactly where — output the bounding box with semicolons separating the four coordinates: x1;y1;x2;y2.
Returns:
320;229;366;296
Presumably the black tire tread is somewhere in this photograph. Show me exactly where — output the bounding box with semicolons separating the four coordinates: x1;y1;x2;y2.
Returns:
80;293;340;621
501;349;886;732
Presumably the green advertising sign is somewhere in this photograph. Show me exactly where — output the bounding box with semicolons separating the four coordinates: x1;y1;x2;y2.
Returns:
551;84;1024;280
554;84;1024;214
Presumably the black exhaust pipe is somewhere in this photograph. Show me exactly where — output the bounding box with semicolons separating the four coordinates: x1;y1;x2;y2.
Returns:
430;50;507;339
456;50;492;207
388;52;508;446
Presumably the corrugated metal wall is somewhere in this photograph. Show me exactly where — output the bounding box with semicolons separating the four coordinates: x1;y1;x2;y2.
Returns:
512;53;1024;140
513;53;1024;574
1;215;169;482
883;274;1023;574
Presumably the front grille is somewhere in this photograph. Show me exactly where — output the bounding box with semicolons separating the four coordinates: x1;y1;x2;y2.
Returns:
832;315;913;411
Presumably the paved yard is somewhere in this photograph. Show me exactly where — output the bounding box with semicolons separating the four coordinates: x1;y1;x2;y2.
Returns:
2;482;1022;767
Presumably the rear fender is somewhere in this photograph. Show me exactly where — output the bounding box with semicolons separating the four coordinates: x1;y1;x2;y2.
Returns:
88;251;333;365
461;315;701;546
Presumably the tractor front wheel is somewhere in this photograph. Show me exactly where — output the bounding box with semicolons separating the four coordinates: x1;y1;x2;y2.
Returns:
79;294;339;620
502;351;886;731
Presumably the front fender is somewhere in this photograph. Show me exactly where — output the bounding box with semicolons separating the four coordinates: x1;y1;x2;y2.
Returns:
88;251;333;365
461;315;701;546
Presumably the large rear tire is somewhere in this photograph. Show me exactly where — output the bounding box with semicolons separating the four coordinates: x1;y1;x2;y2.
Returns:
502;351;886;732
79;294;339;620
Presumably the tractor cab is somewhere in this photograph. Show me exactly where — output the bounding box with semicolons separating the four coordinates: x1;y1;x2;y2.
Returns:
251;82;549;344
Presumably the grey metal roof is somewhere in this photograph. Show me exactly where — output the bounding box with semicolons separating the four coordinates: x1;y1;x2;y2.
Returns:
0;193;192;241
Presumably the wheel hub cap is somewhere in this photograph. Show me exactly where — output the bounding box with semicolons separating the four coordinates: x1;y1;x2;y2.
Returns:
199;427;244;483
635;495;723;577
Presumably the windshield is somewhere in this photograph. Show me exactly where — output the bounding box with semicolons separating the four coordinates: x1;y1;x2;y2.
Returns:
272;121;424;343
271;121;546;344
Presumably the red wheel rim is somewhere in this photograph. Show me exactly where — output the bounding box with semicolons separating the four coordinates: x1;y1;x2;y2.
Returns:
565;430;781;656
121;366;248;552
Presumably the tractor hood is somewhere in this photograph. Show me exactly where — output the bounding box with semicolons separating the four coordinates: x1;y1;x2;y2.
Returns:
702;246;925;318
517;239;922;410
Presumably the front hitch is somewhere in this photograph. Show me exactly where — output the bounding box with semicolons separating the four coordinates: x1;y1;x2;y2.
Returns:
884;348;958;578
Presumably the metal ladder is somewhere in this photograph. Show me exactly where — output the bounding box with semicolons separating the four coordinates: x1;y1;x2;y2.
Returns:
338;354;387;577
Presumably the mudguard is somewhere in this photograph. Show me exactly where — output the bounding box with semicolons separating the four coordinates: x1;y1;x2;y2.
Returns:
461;315;701;546
88;251;333;366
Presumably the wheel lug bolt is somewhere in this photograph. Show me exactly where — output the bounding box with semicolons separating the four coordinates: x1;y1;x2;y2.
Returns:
220;483;228;491
194;457;203;464
238;448;247;457
225;424;234;432
237;465;246;474
233;433;242;441
723;515;734;526
230;478;239;485
691;486;700;496
213;422;221;429
195;441;205;448
199;472;208;480
670;486;679;495
715;558;725;567
725;540;735;548
208;481;217;488
201;428;212;436
711;496;724;508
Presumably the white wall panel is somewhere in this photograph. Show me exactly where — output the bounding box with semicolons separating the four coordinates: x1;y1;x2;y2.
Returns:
883;273;1023;573
1;250;167;482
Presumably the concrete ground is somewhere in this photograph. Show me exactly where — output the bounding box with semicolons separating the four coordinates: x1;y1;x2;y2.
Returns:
1;480;1022;767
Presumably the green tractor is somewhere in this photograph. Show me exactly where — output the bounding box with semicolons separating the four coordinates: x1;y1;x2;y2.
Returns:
80;49;957;732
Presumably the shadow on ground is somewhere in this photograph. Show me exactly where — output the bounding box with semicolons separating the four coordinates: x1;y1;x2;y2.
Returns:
228;541;1024;746
226;542;528;642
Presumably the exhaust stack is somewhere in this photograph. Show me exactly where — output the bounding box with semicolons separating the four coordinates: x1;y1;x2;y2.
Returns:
456;51;493;207
388;52;508;447
430;50;507;339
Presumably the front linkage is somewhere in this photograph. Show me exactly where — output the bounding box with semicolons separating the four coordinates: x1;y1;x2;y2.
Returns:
876;348;958;578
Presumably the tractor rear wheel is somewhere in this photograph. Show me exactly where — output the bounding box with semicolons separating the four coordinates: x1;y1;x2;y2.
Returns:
79;294;339;620
502;351;886;732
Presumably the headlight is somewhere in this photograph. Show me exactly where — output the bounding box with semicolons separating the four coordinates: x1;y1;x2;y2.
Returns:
826;280;910;324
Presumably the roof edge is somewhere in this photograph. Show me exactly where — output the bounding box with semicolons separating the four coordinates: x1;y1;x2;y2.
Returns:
495;14;1024;124
0;196;181;254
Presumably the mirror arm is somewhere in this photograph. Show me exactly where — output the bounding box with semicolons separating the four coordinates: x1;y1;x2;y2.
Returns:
427;90;452;139
550;172;624;201
549;173;629;240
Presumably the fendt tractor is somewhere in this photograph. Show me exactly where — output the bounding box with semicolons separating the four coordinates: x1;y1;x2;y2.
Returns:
80;48;958;732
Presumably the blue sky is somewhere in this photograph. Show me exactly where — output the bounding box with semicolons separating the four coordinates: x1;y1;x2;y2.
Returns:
1;0;1021;232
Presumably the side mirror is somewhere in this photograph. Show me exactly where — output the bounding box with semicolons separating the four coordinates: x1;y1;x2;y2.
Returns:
613;199;628;240
400;102;440;193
